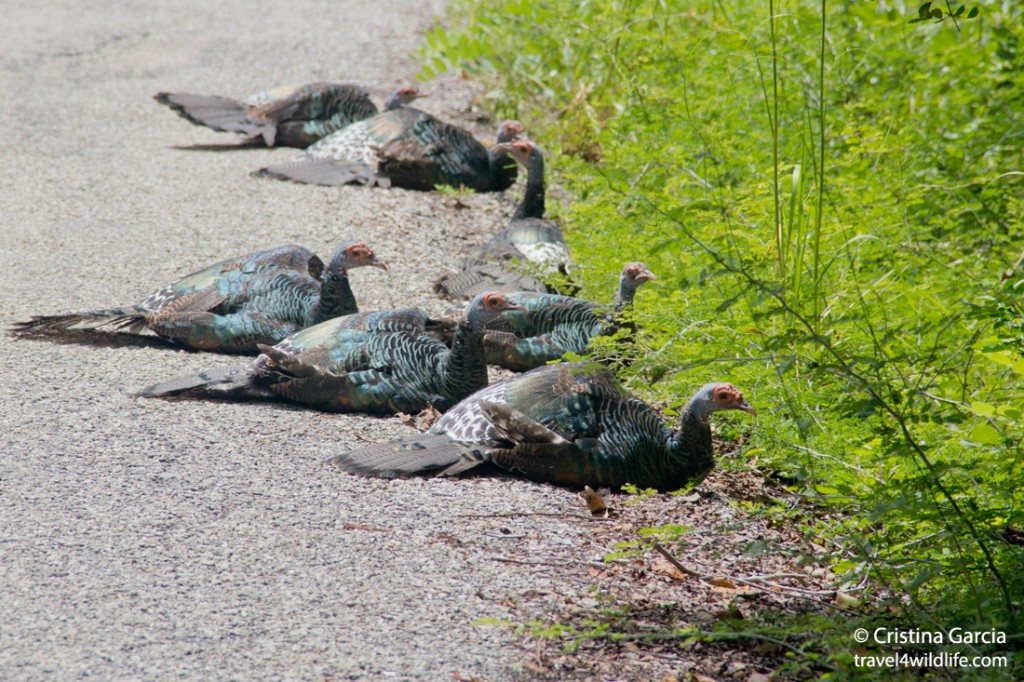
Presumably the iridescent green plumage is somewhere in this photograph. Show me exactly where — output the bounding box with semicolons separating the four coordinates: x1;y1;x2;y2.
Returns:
255;112;522;191
8;242;385;354
331;362;756;489
137;293;524;414
435;139;570;300
439;261;656;371
155;82;380;147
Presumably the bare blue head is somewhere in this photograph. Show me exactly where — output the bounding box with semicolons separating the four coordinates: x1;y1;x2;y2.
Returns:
618;262;656;301
384;85;424;110
495;120;525;144
686;383;756;421
465;292;525;332
327;241;388;275
502;137;545;170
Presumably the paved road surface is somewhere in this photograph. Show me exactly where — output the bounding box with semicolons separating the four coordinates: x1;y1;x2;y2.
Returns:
0;2;594;678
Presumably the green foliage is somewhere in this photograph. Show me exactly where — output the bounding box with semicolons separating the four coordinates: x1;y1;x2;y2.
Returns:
909;2;981;25
605;521;693;562
422;0;1024;669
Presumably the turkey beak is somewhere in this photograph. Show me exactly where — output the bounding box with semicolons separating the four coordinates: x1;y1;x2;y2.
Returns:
505;299;526;312
736;399;756;416
370;259;388;272
413;92;430;100
634;267;657;283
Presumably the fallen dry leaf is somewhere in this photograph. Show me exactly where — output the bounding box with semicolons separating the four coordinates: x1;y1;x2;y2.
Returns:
341;523;390;533
753;641;781;655
522;661;549;676
584;486;609;517
712;605;745;621
835;591;862;609
653;558;688;582
417;406;443;430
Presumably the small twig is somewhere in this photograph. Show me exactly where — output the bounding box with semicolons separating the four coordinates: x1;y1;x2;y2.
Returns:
341;522;390;533
489;557;571;567
783;441;885;484
652;542;703;578
650;544;861;612
457;512;605;520
943;0;961;31
742;572;812;581
733;578;836;596
918;390;967;408
576;628;815;662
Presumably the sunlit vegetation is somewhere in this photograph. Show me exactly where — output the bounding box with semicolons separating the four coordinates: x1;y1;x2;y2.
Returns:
421;0;1023;674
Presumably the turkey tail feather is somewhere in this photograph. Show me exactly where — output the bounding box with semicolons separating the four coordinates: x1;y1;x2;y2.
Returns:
479;401;569;444
135;364;254;399
8;307;147;336
154;92;264;136
330;434;485;478
434;265;545;302
252;159;381;186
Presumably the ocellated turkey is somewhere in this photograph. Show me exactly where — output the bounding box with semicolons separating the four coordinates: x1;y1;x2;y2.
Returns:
435;139;571;300
137;292;524;413
330;361;755;489
438;261;655;371
254;109;523;191
9;242;386;353
154;83;421;147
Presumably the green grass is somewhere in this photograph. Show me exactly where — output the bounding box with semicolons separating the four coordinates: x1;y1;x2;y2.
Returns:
420;0;1024;674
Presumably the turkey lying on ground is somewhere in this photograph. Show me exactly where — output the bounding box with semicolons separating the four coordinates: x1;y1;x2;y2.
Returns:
435;139;571;300
137;292;524;414
330;361;755;489
254;104;524;190
154;83;423;148
9;242;386;354
438;261;655;371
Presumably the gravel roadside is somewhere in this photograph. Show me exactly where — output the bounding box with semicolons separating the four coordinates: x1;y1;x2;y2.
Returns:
0;2;596;679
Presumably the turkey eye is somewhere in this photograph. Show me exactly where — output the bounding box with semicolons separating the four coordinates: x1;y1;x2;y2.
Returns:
718;391;730;401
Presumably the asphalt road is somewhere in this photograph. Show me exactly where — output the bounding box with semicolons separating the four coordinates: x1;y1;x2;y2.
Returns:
0;2;595;679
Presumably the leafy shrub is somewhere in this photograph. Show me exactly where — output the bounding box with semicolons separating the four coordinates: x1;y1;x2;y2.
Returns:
422;0;1024;667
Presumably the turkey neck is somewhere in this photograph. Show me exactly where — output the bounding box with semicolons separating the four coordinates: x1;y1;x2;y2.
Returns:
315;268;357;323
612;278;638;313
439;320;489;401
667;402;716;485
512;150;545;220
489;147;520;193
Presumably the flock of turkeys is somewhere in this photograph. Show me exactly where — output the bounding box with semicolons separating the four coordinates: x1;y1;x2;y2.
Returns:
10;81;754;490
